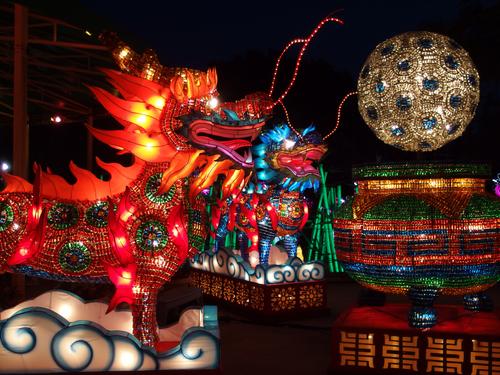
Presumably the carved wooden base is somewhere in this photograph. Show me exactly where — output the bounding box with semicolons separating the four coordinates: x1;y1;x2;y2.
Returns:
189;268;327;318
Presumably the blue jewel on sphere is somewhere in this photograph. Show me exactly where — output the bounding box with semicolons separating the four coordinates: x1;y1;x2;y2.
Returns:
375;81;385;93
366;106;378;120
445;55;459;69
422;117;437;130
396;96;412;111
446;123;459;134
418;38;433;49
450;95;462;108
468;74;478;87
391;125;405;136
397;60;411;71
423;78;439;91
381;43;395;56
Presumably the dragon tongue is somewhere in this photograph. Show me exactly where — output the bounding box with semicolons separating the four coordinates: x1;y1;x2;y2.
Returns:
226;139;252;150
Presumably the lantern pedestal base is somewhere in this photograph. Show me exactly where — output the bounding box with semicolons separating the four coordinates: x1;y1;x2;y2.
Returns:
331;304;500;374
189;248;327;318
190;268;328;318
0;290;220;373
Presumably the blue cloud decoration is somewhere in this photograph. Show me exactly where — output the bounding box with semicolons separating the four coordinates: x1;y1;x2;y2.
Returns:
0;291;219;372
191;248;324;284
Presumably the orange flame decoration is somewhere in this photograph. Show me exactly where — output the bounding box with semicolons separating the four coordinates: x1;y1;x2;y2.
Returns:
1;174;33;193
36;159;145;201
87;68;221;183
159;151;241;203
169;68;217;102
107;193;134;266
1;66;241;206
100;68;170;110
189;158;234;202
221;169;245;201
158;150;206;194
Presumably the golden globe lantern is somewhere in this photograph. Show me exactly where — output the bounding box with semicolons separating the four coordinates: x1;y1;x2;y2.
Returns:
357;31;480;151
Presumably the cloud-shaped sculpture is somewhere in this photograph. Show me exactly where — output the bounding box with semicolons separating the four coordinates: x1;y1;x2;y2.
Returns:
190;248;324;284
0;291;219;372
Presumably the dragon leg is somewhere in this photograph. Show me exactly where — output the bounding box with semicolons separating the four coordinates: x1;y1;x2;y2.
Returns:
257;217;275;266
283;234;299;259
214;213;229;253
130;274;163;348
237;230;248;261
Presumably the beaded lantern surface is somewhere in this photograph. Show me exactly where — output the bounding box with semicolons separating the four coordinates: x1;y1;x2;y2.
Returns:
334;163;500;328
357;31;480;151
0;14;343;348
0;66;270;348
211;124;326;266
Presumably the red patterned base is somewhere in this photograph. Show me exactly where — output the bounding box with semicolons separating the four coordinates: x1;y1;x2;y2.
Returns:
331;304;500;374
189;268;327;317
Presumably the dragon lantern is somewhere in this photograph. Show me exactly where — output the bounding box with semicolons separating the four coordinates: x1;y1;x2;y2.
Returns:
0;14;344;348
0;65;271;348
212;124;327;265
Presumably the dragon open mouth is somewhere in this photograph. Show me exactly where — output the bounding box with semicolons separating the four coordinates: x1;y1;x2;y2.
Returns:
276;146;326;177
189;119;265;168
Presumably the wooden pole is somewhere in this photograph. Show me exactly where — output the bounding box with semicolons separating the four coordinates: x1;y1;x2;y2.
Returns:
12;3;28;301
13;3;28;178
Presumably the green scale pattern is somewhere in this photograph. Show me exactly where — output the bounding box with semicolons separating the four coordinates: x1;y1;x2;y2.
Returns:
0;202;14;232
145;173;176;204
353;163;491;180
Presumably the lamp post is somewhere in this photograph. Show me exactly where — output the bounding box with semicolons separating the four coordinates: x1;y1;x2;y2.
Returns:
12;3;28;301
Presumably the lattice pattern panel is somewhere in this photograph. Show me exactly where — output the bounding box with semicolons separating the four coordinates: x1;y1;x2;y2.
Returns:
299;283;325;308
189;269;326;315
333;329;499;374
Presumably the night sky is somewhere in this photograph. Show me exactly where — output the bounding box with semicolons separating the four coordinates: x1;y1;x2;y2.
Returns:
76;0;465;74
3;0;500;189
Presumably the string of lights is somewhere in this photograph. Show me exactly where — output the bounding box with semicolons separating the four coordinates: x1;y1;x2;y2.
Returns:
268;15;344;110
269;38;306;98
323;91;357;140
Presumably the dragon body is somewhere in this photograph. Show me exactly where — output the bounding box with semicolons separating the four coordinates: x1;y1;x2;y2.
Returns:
0;67;269;347
212;124;326;265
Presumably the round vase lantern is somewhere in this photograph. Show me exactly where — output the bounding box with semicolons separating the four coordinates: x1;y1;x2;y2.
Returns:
334;163;500;328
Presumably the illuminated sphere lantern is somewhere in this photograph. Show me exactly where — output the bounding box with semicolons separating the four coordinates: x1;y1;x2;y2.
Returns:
334;163;500;328
357;31;480;151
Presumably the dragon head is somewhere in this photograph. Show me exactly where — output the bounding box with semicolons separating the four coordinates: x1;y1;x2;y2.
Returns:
252;124;327;192
178;93;271;169
88;68;270;198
